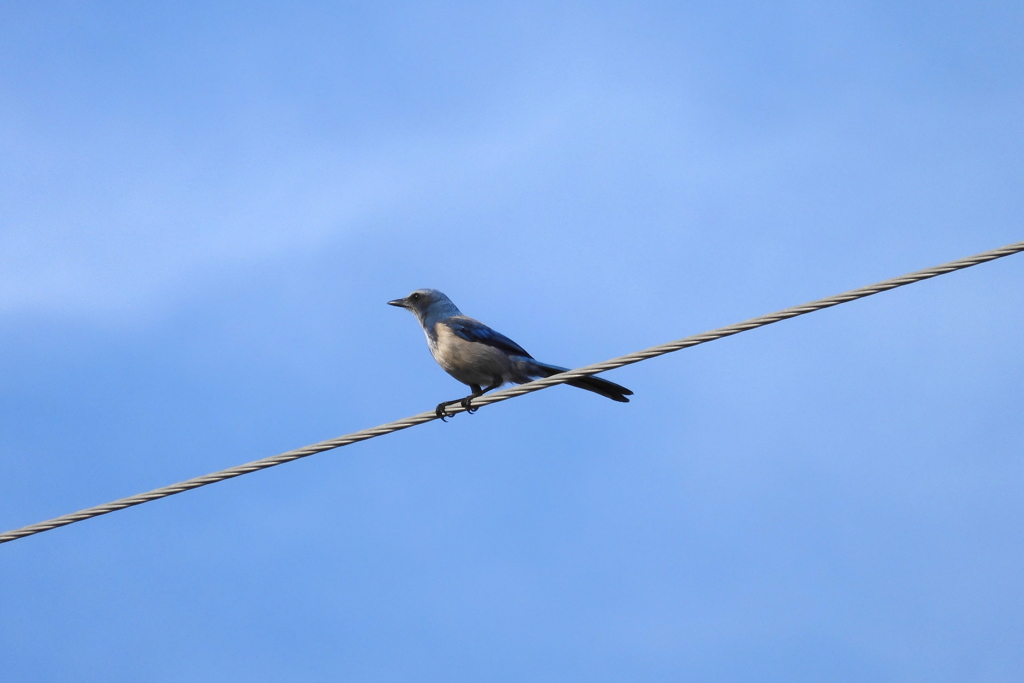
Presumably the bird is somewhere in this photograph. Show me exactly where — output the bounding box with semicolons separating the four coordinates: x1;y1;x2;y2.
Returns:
388;289;632;419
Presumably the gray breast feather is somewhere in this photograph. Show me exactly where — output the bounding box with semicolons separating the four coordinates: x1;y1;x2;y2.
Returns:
432;322;516;386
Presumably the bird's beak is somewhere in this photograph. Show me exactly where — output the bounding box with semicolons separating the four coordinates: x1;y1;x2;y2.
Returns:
387;298;407;308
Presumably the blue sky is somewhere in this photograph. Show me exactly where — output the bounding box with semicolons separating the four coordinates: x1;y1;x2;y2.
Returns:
1;2;1022;681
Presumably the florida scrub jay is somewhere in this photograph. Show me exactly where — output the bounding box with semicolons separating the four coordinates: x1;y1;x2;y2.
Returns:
388;289;632;418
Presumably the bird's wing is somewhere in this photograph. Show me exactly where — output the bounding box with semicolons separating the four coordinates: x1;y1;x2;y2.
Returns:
442;317;533;358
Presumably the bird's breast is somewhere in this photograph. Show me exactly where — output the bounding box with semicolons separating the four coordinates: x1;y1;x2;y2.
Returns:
430;322;512;385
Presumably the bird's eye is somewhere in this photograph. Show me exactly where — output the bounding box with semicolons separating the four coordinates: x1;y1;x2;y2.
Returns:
410;293;420;300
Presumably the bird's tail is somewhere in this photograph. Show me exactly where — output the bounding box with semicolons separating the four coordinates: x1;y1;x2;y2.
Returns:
527;361;632;403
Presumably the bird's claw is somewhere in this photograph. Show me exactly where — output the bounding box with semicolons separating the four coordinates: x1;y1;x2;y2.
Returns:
435;396;482;421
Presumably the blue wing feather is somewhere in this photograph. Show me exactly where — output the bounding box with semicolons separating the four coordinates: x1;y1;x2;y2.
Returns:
443;317;533;358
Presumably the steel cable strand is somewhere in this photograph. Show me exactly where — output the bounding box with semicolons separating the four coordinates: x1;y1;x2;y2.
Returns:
2;239;1022;545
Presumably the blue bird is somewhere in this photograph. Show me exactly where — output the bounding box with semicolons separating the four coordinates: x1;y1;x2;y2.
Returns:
388;289;632;419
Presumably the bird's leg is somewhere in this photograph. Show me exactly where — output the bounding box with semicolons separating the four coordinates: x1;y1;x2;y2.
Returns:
437;379;503;420
436;385;482;421
457;384;484;415
460;379;502;414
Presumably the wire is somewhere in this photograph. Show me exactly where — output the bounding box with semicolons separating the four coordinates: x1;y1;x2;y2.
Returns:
2;240;1022;545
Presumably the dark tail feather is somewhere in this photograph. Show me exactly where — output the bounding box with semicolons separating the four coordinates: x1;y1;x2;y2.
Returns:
530;362;632;403
566;375;632;402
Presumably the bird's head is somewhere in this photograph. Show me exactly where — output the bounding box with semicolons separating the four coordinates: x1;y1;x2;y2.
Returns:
388;289;461;325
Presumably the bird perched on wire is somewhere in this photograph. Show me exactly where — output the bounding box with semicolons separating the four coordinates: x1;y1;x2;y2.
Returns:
388;289;632;419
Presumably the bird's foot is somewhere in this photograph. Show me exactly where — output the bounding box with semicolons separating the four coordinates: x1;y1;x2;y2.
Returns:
435;403;455;422
460;396;479;414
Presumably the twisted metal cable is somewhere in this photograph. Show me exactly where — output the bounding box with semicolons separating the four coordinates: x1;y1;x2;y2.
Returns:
2;240;1022;545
